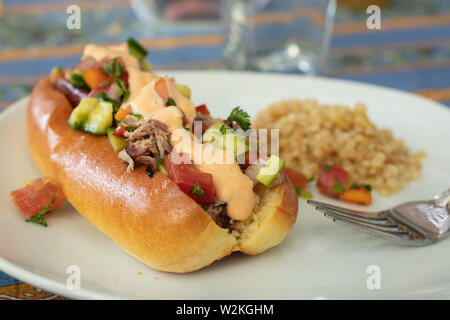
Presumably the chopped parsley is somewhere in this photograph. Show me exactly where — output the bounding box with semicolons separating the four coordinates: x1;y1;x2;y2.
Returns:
324;164;331;172
101;80;110;88
166;97;176;106
333;179;345;194
302;191;313;199
227;107;251;130
364;184;372;192
307;175;315;182
219;124;228;135
350;182;358;190
157;158;168;175
25;201;53;227
115;78;130;102
294;186;302;196
96;92;120;109
190;182;206;197
71;73;90;91
103;59;123;78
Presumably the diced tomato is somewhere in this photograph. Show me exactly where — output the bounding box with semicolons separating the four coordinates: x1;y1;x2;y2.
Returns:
112;125;127;138
10;177;64;218
284;167;307;191
195;104;210;115
164;153;215;205
155;78;169;103
87;60;129;98
317;165;349;198
83;67;110;90
87;80;111;98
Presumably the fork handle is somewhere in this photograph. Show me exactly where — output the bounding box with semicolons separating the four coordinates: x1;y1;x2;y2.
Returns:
434;188;450;208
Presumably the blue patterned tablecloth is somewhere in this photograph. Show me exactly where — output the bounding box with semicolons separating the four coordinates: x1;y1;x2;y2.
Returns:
0;0;449;299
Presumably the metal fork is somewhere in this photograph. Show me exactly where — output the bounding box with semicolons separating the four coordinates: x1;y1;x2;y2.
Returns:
307;188;450;246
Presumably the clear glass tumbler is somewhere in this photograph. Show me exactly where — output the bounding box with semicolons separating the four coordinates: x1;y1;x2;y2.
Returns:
223;0;336;74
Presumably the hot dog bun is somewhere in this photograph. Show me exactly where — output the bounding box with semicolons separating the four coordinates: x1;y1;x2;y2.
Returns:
27;78;298;273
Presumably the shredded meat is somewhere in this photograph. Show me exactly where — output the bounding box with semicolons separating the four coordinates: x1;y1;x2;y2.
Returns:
194;112;215;129
201;198;232;230
118;149;135;172
119;119;172;172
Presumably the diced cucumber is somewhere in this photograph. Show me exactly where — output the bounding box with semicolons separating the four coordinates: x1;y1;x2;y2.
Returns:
203;121;228;143
68;98;97;131
256;155;286;187
222;133;248;158
68;98;113;135
107;128;128;151
140;60;152;71
203;121;248;158
209;120;229;132
176;83;191;99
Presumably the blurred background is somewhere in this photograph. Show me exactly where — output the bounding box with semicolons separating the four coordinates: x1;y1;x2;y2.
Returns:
0;0;449;300
0;0;449;111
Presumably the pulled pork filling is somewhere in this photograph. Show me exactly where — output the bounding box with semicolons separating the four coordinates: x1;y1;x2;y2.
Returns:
119;119;172;172
200;198;233;230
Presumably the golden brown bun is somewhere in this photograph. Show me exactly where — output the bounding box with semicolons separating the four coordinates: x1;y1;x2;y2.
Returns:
27;78;298;273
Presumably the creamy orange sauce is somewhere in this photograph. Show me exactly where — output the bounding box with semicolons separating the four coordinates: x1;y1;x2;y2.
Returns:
127;67;157;102
82;43;140;69
126;77;196;128
149;106;184;133
81;44;255;221
171;130;255;221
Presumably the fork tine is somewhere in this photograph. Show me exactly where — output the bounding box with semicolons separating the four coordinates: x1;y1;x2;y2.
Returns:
313;205;396;227
321;211;413;242
316;207;407;233
307;200;387;221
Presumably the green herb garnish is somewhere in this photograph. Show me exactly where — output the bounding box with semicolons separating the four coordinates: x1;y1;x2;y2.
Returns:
115;78;130;102
71;73;90;91
307;175;315;182
333;179;345;194
227;106;251;130
364;184;372;192
166;97;176;106
302;191;313;199
102;81;110;88
294;186;302;197
190;182;206;197
96;92;120;109
350;182;358;190
140;60;152;71
25;202;53;227
324;164;331;172
127;37;148;61
103;59;123;77
219;124;227;135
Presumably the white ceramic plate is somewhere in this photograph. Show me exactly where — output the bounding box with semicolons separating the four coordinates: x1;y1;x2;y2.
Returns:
1;71;449;300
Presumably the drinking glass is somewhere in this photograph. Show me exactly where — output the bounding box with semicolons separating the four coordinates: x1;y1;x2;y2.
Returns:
223;0;336;74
